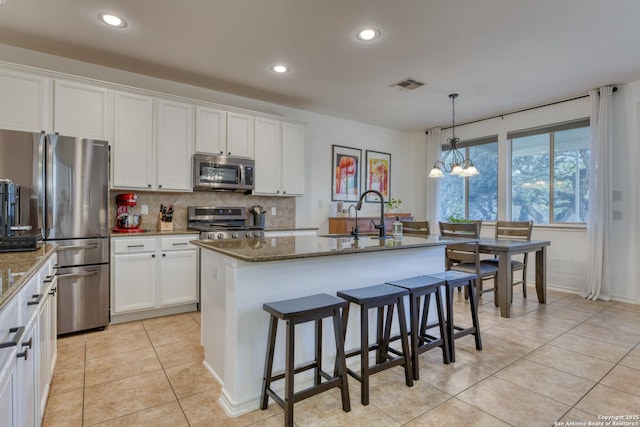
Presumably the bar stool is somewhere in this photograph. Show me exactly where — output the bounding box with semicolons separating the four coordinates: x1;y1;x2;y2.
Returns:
386;275;450;380
336;284;413;405
260;293;350;427
425;271;481;363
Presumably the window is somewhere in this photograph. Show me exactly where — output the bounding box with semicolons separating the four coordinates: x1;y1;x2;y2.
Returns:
439;138;498;221
510;119;589;224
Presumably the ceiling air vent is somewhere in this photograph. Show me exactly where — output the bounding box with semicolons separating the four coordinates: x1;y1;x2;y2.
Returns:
390;77;425;91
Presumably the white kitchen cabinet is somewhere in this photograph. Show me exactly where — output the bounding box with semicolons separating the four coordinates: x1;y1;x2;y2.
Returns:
0;299;19;427
254;119;305;196
226;111;254;158
156;99;194;191
112;91;155;189
111;235;198;322
0;69;51;132
53;79;113;141
37;272;57;417
16;314;38;427
112;92;194;191
195;106;226;154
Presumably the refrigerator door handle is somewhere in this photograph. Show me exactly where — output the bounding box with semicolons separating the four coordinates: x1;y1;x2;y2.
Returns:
36;132;47;238
56;270;99;279
56;243;99;251
45;134;54;237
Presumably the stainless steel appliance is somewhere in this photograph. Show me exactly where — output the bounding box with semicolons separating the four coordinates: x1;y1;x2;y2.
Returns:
0;129;110;334
0;179;21;236
187;206;264;240
193;154;254;192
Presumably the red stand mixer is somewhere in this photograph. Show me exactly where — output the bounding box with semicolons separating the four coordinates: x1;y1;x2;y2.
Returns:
113;193;144;233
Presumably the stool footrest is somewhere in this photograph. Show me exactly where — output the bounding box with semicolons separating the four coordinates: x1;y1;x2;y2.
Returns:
266;360;319;383
265;373;345;409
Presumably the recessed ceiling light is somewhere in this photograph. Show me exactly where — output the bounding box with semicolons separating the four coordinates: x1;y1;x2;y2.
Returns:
272;65;288;73
99;12;127;28
356;28;380;41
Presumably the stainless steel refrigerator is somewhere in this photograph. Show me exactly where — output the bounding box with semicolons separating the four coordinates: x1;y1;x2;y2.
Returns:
0;129;110;334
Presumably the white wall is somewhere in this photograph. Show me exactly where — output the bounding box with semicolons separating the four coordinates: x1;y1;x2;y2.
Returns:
0;43;424;234
431;89;639;303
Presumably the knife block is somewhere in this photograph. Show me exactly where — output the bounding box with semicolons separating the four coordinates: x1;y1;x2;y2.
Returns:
157;213;173;231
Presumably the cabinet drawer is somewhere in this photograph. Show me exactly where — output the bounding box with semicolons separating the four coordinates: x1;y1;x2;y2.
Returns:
112;238;157;254
19;274;41;324
160;236;197;251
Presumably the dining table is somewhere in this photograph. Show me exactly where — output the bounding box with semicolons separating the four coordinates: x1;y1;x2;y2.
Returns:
477;238;551;318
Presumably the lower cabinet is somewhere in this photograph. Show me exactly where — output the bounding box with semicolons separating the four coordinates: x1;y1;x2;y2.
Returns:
111;234;199;322
0;251;57;427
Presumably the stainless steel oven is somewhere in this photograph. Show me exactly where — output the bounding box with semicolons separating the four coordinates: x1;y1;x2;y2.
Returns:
193;154;254;192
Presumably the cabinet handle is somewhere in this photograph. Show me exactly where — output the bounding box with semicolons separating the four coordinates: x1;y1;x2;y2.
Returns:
27;293;44;306
159;184;163;188
56;271;98;279
219;151;223;154
49;286;57;296
22;337;32;349
162;253;166;257
57;243;98;251
127;244;145;248
17;348;29;360
228;152;231;155
152;254;156;258
148;184;152;188
172;242;188;246
0;326;25;349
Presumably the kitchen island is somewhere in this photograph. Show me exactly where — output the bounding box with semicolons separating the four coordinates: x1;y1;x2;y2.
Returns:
193;235;460;416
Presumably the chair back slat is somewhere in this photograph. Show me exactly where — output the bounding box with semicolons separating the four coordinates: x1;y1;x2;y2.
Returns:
494;221;532;241
438;221;479;238
400;220;430;236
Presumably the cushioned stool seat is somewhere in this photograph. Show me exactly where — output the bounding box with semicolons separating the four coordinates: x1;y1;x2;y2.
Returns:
336;284;413;405
425;270;482;363
386;275;450;380
261;293;350;427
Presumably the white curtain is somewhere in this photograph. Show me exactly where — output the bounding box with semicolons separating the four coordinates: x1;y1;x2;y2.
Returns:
425;127;442;233
581;86;614;301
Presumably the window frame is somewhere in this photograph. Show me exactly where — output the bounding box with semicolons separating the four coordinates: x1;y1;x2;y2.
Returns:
508;118;590;224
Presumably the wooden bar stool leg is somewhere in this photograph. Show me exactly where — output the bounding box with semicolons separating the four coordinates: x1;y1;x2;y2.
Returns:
446;285;456;362
284;319;295;427
435;287;451;364
360;304;370;405
376;306;386;364
410;294;420;380
468;280;482;351
379;304;394;363
395;295;413;387
332;308;351;412
315;318;322;386
260;314;278;410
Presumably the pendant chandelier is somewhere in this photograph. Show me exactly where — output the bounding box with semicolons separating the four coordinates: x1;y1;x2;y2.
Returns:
428;93;479;178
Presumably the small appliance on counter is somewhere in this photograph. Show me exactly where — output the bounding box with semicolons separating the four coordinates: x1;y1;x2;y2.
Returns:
0;179;41;252
113;193;144;233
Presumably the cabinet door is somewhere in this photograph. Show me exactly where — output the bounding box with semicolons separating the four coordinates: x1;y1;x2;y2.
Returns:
0;69;50;132
54;80;112;140
254;117;281;194
17;318;38;427
158;249;198;306
226;112;254;158
0;352;18;427
281;122;305;195
156;99;193;191
37;290;49;420
113;252;156;313
112;91;154;189
195;106;226;154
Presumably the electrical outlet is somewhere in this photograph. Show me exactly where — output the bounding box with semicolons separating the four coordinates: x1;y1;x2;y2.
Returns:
141;205;148;215
271;207;277;216
613;210;623;220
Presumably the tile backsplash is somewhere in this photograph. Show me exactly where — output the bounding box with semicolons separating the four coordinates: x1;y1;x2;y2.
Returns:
109;190;295;231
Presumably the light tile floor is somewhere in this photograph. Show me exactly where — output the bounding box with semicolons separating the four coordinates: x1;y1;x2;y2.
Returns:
42;288;640;426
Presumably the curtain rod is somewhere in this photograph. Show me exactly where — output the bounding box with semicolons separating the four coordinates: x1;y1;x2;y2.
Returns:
427;87;617;134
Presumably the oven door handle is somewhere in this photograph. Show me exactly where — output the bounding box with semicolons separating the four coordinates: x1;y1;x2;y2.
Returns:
56;271;99;279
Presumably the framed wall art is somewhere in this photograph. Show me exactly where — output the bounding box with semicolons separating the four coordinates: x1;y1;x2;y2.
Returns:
331;145;361;202
365;150;391;202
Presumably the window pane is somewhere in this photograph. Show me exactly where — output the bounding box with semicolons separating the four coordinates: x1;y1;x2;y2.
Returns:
553;127;590;222
439;151;464;221
511;134;550;223
468;143;498;220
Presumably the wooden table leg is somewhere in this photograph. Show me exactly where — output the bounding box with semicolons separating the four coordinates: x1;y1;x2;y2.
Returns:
535;246;547;304
497;252;512;318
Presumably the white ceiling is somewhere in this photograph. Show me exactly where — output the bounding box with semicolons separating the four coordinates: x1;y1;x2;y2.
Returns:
1;0;639;132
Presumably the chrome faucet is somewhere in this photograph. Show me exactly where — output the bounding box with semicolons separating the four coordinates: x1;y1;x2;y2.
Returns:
356;190;386;239
348;205;359;240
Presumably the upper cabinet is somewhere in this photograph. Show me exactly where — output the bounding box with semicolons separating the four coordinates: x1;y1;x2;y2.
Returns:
53;80;113;141
0;69;51;132
194;106;226;154
112;91;193;191
226;112;254;158
112;91;154;189
155;99;193;191
254;119;305;196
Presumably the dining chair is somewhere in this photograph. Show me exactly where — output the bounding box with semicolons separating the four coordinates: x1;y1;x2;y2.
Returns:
400;220;429;236
438;222;498;298
481;220;533;298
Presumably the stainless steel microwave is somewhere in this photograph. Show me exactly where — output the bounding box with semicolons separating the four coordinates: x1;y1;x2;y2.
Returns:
193;154;254;192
